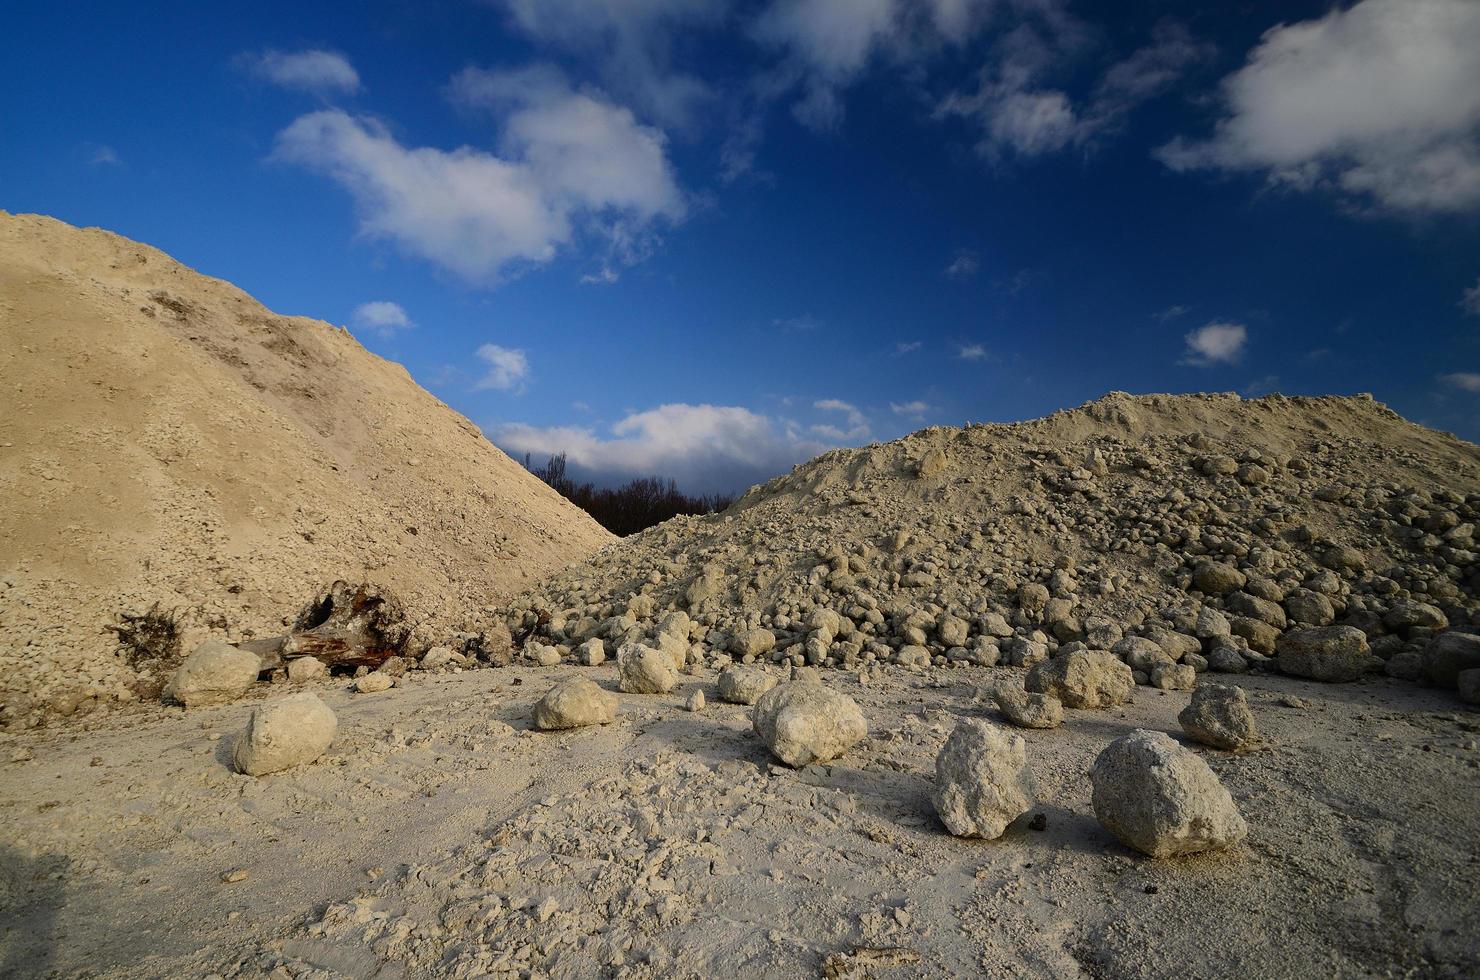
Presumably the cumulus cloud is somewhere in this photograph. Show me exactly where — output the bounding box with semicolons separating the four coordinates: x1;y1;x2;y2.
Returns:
1463;277;1480;316
958;343;987;361
941;19;1210;161
496;0;723;130
1158;0;1480;214
1153;304;1190;321
944;250;979;279
890;400;932;423
813;398;870;439
491;403;830;494
249;49;361;96
350;301;413;338
895;340;923;355
475;343;531;392
752;0;997;129
273;66;683;284
1181;322;1247;366
1440;372;1480;392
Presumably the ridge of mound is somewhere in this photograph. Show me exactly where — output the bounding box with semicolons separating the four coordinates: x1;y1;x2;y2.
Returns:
0;212;613;728
511;390;1479;690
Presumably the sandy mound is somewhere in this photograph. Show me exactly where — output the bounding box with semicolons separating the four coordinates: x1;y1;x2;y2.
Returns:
0;212;613;729
511;391;1480;689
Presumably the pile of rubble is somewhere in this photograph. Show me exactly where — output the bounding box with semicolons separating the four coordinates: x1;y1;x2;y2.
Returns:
506;392;1480;703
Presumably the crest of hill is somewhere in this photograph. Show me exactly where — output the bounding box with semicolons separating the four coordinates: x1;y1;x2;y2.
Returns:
514;390;1479;664
0;211;613;725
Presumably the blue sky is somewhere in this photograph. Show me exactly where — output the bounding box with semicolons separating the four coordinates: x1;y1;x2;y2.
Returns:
4;0;1479;493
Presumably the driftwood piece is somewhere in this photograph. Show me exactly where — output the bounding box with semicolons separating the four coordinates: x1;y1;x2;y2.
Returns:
281;581;409;670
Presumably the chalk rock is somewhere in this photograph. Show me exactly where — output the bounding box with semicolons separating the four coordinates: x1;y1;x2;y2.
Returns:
686;689;705;712
617;642;675;694
286;656;327;683
165;640;261;707
1090;729;1248;858
532;677;618;730
1178;683;1258;751
1424;631;1480;689
355;671;394;693
932;719;1035;839
752;682;867;767
232;693;337;776
578;638;606;666
1151;663;1196;691
1276;625;1379;682
731;628;777;658
993;683;1063;729
716;666;779;705
1025;650;1134;709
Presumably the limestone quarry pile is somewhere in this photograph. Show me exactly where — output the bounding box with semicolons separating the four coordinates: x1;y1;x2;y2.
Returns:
512;391;1480;697
0;213;613;729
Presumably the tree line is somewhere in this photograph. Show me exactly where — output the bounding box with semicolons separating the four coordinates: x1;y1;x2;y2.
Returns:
524;452;734;536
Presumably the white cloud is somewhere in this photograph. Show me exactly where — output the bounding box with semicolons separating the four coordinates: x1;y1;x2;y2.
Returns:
497;0;723;130
1153;304;1190;321
351;301;414;337
941;19;1209;160
1158;0;1480;214
475;343;531;392
814;398;870;438
944;250;979;279
250;49;361;96
88;144;120;166
1440;372;1480;392
753;0;996;129
1463;277;1480;315
958;343;987;361
274;67;684;284
890;400;932;423
895;340;923;355
491;403;830;494
1181;322;1247;366
581;267;620;286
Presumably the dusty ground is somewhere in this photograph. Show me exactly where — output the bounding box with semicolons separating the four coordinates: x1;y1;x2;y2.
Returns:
2;662;1477;979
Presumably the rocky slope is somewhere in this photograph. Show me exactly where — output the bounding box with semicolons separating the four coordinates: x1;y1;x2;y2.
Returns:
511;391;1480;694
0;212;613;730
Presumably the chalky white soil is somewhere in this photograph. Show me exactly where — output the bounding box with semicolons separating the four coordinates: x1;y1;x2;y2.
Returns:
2;661;1477;979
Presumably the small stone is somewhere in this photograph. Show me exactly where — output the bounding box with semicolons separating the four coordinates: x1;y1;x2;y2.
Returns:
731;628;777;658
1424;632;1480;689
1026;650;1134;709
420;646;457;670
165;640;261;707
532;677;618;730
1179;684;1258;751
686;689;706;712
617;642;676;694
578;638;606;666
1192;561;1246;595
993;684;1064;729
527;643;563;667
752;682;867;767
1090;729;1248;858
932;719;1035;839
355;672;394;694
1457;669;1480;706
1151;663;1196;691
221;868;249;883
285;657;327;683
1276;625;1380;682
231;693;337;776
716;666;779;705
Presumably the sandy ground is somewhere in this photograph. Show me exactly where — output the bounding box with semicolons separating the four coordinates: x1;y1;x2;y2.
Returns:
2;664;1478;979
